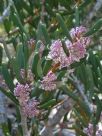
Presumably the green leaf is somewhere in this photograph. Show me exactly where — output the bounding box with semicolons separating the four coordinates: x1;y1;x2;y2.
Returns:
45;3;55;16
0;46;3;65
32;52;43;78
13;13;27;35
0;0;4;12
22;34;29;65
85;64;94;90
2;64;15;92
37;59;43;77
16;44;25;69
94;96;102;124
11;58;21;82
3;18;11;33
57;70;66;80
39;99;56;109
36;22;43;41
56;13;71;40
40;23;51;45
31;86;43;97
43;59;52;75
37;22;50;45
21;1;32;14
74;108;87;126
85;18;102;36
88;51;97;73
61;85;78;101
76;63;87;89
75;6;80;26
0;87;18;105
1;123;11;136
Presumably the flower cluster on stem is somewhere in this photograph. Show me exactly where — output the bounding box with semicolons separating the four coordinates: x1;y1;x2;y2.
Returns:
48;26;91;67
41;26;91;91
14;83;39;118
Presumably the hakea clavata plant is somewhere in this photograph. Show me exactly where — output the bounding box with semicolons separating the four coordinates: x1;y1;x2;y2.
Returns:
40;26;91;91
14;83;39;118
14;26;90;116
83;123;102;136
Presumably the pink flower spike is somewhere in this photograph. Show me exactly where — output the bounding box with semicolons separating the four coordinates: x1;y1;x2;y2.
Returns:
48;39;72;68
14;83;30;105
48;40;62;63
14;83;39;118
80;37;91;47
23;99;39;118
40;71;57;91
67;40;87;62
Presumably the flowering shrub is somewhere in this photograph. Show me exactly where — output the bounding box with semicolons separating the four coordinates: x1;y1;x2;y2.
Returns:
0;0;102;136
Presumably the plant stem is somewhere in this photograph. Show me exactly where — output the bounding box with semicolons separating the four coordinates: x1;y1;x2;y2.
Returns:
20;107;28;136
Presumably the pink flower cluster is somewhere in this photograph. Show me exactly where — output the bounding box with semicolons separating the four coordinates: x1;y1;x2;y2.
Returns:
14;83;39;118
83;123;102;136
69;26;87;40
41;26;91;91
67;26;91;62
22;98;39;118
40;71;57;91
48;40;71;68
48;26;91;67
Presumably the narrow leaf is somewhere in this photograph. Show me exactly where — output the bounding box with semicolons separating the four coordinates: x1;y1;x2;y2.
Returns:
2;64;14;92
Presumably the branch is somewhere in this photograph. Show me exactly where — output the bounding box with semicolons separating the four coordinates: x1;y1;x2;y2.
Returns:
20;107;29;136
40;97;75;136
69;73;92;112
40;72;92;136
